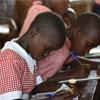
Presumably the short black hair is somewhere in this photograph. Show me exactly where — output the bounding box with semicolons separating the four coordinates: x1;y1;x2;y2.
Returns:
68;12;100;44
27;12;66;49
74;12;100;35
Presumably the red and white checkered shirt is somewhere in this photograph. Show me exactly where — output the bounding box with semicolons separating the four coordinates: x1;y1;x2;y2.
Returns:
0;39;43;100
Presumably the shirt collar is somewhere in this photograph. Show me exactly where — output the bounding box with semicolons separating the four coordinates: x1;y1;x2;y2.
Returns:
1;38;36;74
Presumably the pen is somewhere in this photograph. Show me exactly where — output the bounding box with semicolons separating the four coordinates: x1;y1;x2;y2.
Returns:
45;93;54;97
70;52;82;65
36;92;55;98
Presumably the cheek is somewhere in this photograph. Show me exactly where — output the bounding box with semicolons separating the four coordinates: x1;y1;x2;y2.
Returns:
28;43;44;60
34;46;48;60
31;48;44;60
71;40;87;55
33;47;44;55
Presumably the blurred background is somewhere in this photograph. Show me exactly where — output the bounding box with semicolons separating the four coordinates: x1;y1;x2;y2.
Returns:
70;0;93;15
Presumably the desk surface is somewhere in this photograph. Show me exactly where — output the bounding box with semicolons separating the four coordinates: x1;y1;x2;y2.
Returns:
30;70;100;100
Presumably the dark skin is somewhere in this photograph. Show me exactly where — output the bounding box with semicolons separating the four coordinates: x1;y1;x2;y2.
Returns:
42;0;70;17
0;0;76;49
62;20;100;69
68;27;100;55
42;0;76;26
29;38;96;100
16;0;76;30
16;29;63;61
32;16;100;99
15;27;66;100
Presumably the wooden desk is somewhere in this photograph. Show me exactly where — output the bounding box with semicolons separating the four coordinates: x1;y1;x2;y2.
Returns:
30;70;100;100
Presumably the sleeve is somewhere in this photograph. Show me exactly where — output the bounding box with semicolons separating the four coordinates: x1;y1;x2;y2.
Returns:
37;41;70;81
0;58;24;100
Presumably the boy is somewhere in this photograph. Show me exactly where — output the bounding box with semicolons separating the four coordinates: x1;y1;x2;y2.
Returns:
68;12;100;55
35;12;100;82
19;0;100;81
17;0;76;33
0;12;66;100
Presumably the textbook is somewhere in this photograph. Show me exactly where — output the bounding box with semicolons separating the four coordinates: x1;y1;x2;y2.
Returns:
77;46;100;62
85;53;100;58
0;24;10;34
89;46;100;54
77;56;100;63
85;46;100;58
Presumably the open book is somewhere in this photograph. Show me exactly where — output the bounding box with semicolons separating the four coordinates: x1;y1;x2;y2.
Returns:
85;46;100;58
77;56;100;63
0;24;10;35
77;46;100;63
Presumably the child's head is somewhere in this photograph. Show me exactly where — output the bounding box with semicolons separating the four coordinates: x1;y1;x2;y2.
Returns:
18;12;66;60
67;12;100;55
45;0;70;16
42;0;76;26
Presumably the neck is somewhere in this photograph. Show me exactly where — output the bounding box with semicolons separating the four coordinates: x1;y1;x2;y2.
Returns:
16;35;29;53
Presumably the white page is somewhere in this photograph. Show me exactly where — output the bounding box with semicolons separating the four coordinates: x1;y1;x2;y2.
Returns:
0;24;10;34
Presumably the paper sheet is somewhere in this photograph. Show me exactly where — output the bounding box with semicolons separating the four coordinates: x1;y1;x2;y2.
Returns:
0;24;10;34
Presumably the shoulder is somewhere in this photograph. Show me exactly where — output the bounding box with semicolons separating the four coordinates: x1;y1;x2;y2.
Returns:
0;49;24;61
0;49;27;69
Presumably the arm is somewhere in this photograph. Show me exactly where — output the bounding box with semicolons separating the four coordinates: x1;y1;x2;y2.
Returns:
0;54;33;100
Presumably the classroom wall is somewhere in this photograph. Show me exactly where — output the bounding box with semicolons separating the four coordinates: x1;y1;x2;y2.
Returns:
70;0;93;15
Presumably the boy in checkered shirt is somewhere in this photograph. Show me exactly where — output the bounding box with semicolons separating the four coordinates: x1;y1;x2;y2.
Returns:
0;12;66;100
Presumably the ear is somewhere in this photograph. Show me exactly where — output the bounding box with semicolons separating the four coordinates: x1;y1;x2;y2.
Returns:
63;8;77;26
30;28;39;38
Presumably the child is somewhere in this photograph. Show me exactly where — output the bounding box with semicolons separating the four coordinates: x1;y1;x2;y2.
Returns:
19;0;76;37
0;12;66;100
41;0;76;25
67;12;100;55
36;13;100;82
17;0;76;31
20;0;100;81
19;1;51;37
